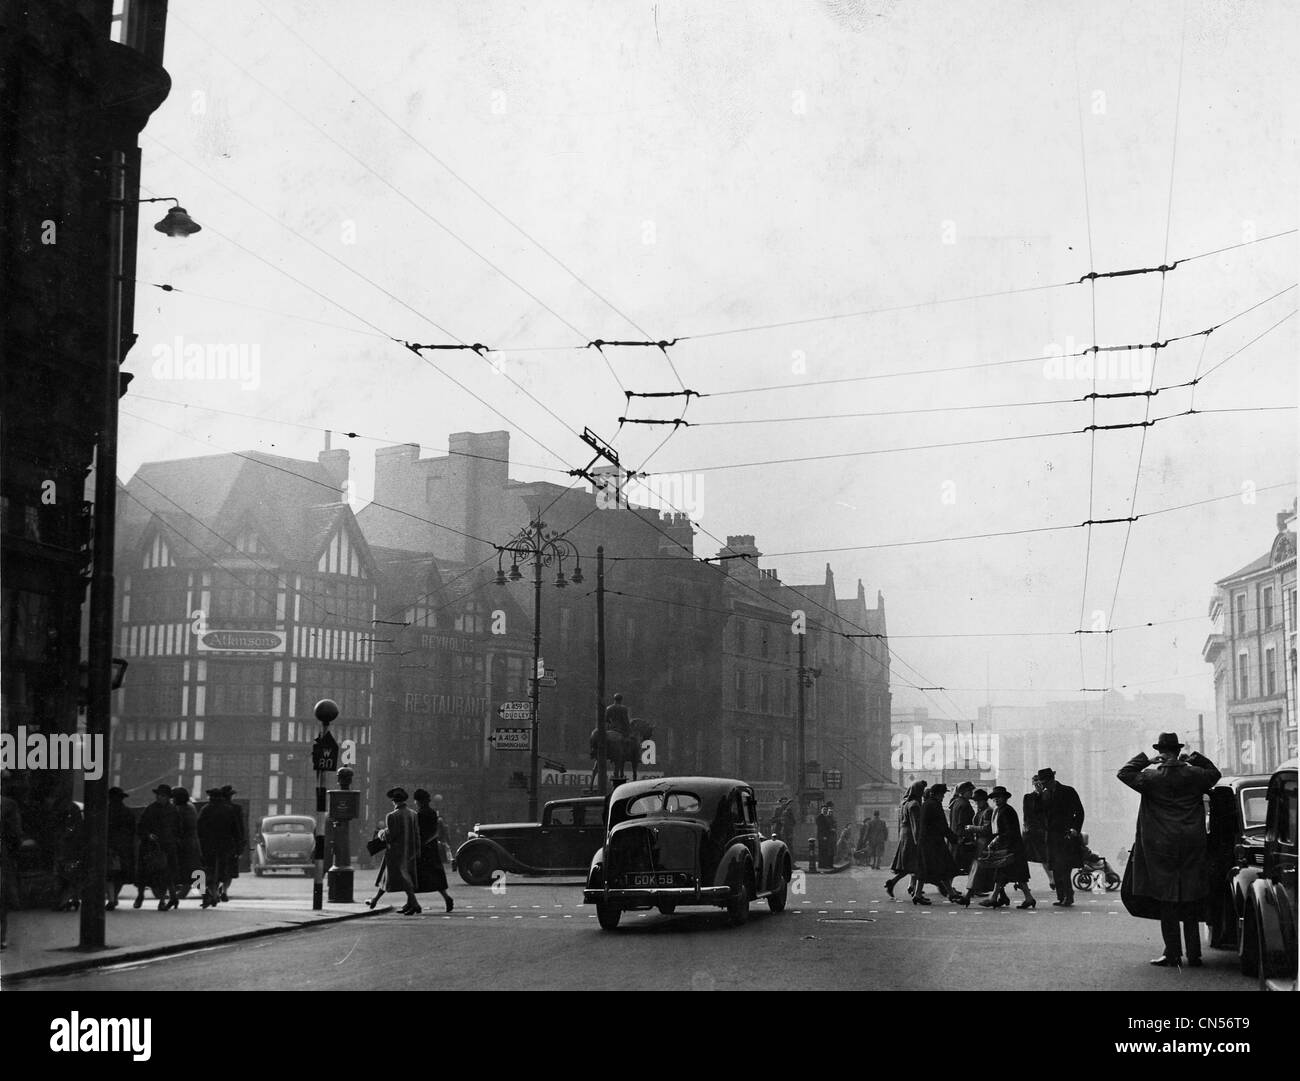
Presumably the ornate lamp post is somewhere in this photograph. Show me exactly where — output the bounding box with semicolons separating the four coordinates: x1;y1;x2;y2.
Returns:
495;519;583;819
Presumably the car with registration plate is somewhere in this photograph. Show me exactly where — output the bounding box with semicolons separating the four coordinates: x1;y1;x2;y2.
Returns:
1238;759;1296;990
253;814;316;875
455;796;605;885
583;776;792;930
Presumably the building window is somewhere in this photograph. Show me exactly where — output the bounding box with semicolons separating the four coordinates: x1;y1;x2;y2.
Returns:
126;664;183;716
735;620;746;654
1263;586;1275;629
734;669;747;709
1265;647;1277;697
210;570;278;621
782;678;791;715
758;674;769;713
451;601;484;635
760;624;768;658
298;665;370;719
207;662;273;715
302;576;372;625
1234;592;1248;635
1236;652;1250;701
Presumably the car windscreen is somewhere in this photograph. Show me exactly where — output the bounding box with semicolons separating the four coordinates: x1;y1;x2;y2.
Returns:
615;791;703;823
1241;788;1268;832
267;822;312;833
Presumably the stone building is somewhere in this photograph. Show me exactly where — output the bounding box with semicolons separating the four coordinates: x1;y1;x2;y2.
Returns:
1203;505;1298;774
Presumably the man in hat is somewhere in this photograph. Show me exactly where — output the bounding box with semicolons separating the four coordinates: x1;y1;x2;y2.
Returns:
1033;767;1085;906
864;810;889;869
136;784;180;910
816;801;838;869
197;787;243;909
1118;733;1220;967
217;785;245;902
947;781;977;875
105;787;136;910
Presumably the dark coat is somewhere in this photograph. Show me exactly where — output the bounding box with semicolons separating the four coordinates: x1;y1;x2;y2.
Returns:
137;800;179;852
175;803;202;881
890;798;922;874
1040;782;1085;867
917;797;958;884
1022;792;1048;863
947;795;975;873
1117;752;1221;904
865;817;888;848
987;803;1032;885
376;803;419;892
966;805;996;893
107;802;136;885
415;805;448;893
196;800;242;864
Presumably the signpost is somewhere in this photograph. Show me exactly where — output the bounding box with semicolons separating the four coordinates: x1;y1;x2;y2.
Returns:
489;727;532;750
497;701;534;722
311;699;339;911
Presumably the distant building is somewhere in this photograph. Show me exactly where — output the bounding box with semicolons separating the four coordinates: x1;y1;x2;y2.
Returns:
1203;504;1297;773
114;447;377;828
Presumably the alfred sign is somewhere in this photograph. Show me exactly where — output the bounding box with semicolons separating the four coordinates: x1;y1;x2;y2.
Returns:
196;630;286;653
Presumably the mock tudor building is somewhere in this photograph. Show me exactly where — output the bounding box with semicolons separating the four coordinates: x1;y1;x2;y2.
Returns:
114;448;377;828
1204;504;1298;773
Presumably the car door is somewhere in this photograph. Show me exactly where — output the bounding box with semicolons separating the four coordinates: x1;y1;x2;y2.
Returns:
540;803;578;868
725;788;762;885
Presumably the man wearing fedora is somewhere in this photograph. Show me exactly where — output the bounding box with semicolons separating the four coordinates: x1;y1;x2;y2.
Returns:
1118;733;1221;968
136;784;181;910
1032;767;1085;906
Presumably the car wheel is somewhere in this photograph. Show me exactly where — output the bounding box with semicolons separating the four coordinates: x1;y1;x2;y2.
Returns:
1239;905;1259;977
767;879;788;913
596;902;621;930
1104;871;1120;892
458;847;496;887
656;902;677;916
1071;870;1091;892
726;869;751;927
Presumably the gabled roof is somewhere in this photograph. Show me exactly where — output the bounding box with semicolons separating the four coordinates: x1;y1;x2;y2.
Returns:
1217;550;1275;585
120;451;369;572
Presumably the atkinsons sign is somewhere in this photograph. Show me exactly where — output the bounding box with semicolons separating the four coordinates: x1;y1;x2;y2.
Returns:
196;630;286;653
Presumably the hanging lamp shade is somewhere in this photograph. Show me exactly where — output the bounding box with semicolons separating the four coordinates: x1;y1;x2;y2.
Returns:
154;206;202;237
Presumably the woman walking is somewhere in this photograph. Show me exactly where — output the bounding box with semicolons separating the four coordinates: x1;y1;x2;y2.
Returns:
957;786;1035;909
171;787;201;905
105;787;136;910
883;780;926;899
916;783;960;903
413;789;454;913
367;787;420;914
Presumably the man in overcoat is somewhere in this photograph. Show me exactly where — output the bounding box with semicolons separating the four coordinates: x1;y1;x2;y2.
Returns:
1117;733;1221;967
865;811;888;869
197;787;242;908
137;784;180;909
947;782;976;874
1034;767;1085;906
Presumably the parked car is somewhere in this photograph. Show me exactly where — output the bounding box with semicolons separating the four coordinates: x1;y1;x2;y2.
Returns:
455;797;605;886
1238;759;1297;990
253;814;317;876
1205;771;1272;948
583;776;792;930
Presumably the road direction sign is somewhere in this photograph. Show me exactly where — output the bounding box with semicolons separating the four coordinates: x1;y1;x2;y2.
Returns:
489;728;532;750
531;676;558;688
497;701;533;720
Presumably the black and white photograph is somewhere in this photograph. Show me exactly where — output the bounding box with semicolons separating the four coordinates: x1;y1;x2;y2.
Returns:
1;0;1296;1039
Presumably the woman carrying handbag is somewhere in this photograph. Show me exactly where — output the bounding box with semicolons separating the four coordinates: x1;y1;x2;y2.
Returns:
953;786;1036;909
366;787;421;913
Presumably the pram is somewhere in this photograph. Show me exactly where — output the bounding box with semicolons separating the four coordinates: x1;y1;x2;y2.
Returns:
1071;837;1120;892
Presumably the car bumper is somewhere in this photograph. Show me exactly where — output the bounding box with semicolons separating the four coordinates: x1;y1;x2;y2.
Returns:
584;886;732;905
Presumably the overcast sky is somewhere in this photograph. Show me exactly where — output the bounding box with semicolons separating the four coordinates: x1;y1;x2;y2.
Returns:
121;0;1298;720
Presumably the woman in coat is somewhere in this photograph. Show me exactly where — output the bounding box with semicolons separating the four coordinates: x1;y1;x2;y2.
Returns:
367;787;421;914
955;786;1035;909
957;789;995;900
171;787;201;903
883;780;926;899
105;787;136;910
916;783;959;903
413;789;454;913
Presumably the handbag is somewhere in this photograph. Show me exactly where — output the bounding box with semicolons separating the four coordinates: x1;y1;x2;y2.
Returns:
366;836;388;857
977;842;1015;870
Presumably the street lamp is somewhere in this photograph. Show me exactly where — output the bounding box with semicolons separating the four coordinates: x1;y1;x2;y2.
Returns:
495;518;583;820
80;178;201;950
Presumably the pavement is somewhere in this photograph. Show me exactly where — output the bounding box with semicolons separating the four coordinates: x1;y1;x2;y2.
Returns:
1;891;389;983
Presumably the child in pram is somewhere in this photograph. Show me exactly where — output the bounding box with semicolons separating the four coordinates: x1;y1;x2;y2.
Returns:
1072;833;1121;891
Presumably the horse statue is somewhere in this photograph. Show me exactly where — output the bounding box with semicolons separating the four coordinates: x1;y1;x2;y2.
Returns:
590;718;654;783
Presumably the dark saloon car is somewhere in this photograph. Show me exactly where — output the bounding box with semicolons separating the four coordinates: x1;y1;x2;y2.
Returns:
583;777;792;930
455;797;605;886
1205;772;1272;947
253;815;317;876
1238;759;1296;991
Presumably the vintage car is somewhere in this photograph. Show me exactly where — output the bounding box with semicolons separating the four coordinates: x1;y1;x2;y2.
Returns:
455;796;605;886
253;814;317;876
1205;771;1272;947
1238;759;1296;990
583;776;792;930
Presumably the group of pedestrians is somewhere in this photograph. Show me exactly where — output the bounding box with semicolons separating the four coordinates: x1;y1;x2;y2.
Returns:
107;783;245;912
880;771;1084;910
366;787;454;915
